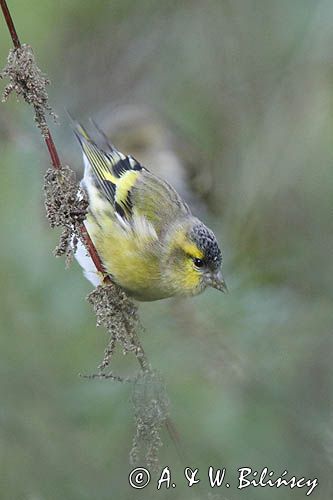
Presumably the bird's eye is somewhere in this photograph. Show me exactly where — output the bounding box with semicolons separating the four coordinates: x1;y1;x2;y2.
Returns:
193;258;204;268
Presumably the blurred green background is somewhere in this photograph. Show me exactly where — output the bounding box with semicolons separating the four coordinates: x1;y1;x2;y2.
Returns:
0;1;332;499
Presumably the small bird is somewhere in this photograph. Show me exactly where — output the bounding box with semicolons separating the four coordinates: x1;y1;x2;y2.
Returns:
73;122;227;301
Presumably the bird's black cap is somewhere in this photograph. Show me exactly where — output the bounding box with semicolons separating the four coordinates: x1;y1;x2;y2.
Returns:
190;222;222;270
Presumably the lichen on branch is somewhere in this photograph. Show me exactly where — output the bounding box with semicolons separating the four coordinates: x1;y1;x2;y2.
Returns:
44;165;88;262
0;43;57;135
87;283;148;371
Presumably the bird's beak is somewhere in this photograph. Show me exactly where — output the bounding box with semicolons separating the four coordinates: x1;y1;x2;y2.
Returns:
208;271;228;293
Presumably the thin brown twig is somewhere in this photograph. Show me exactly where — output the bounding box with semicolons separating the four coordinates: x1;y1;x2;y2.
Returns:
78;223;106;276
44;132;61;169
0;0;20;49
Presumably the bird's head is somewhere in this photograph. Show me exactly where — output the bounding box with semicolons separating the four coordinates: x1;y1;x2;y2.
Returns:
164;219;227;297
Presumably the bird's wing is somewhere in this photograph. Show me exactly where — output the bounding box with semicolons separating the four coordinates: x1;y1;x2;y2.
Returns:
74;122;190;238
74;122;144;222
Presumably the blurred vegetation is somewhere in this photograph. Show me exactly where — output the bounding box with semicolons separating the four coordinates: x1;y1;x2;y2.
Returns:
0;1;332;499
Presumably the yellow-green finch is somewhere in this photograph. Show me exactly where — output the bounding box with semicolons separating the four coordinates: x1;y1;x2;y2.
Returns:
73;122;227;301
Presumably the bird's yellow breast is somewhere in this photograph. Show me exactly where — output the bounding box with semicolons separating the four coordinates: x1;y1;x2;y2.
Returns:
86;213;164;299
